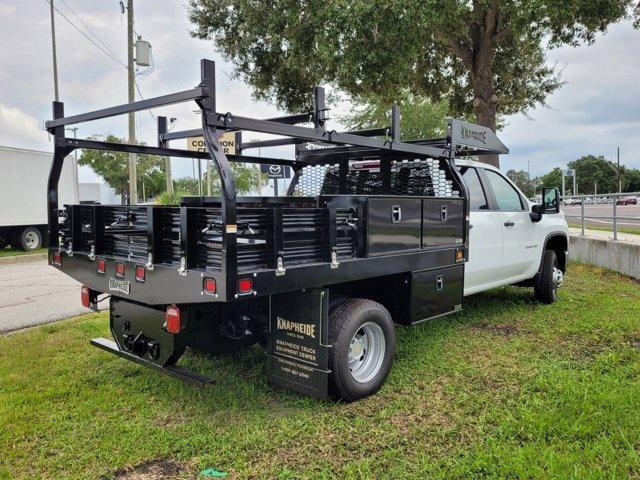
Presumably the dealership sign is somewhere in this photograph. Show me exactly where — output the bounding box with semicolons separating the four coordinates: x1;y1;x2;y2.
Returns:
187;132;237;155
260;164;291;179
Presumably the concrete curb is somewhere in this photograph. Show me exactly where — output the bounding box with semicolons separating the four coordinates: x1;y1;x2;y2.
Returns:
0;252;47;266
570;234;640;279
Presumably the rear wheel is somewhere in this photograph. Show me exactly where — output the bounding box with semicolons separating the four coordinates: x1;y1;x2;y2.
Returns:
328;299;396;402
19;227;42;251
535;250;563;304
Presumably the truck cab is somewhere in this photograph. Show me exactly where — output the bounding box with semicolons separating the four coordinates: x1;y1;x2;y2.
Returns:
458;160;568;298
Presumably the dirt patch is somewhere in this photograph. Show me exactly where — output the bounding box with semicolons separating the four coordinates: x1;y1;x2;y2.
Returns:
625;335;640;350
113;459;195;480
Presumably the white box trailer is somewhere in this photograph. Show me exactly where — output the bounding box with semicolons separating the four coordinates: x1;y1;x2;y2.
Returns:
0;145;78;250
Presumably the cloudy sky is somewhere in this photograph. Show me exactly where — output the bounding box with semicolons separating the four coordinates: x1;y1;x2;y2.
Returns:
1;1;639;183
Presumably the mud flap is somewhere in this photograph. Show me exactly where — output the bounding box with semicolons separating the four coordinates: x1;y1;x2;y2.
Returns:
266;289;331;399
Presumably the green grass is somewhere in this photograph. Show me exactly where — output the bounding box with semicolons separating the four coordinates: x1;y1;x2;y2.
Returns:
568;223;640;236
0;247;46;258
1;264;639;479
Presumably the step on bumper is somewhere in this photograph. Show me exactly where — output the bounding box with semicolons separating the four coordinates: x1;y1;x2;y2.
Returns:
90;337;214;387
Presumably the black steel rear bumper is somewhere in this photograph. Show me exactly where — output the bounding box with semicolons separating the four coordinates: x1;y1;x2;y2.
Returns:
90;337;213;387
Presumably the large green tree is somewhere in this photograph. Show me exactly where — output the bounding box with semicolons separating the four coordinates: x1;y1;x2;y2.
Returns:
340;93;449;141
567;154;621;194
506;169;534;198
78;135;167;202
538;167;563;192
624;168;640;192
189;0;636;167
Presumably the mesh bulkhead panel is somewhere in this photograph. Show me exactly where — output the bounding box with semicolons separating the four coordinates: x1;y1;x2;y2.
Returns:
103;206;149;260
390;159;459;197
292;157;460;197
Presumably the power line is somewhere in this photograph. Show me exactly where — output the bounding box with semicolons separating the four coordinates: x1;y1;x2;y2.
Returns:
57;0;125;64
134;79;157;121
43;0;127;69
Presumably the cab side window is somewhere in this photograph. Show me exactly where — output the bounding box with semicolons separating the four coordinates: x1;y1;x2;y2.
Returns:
484;170;525;211
460;167;489;211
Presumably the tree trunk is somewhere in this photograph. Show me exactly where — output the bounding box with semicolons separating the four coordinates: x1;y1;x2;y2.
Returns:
472;76;499;168
471;27;499;168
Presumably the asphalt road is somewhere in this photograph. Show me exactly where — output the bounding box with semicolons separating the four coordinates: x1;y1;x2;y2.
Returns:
0;261;103;333
563;203;640;229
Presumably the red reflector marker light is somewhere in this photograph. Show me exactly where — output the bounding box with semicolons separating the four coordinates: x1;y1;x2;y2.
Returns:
52;251;62;266
238;278;253;294
81;286;91;308
115;262;125;277
165;304;181;334
135;265;145;282
203;277;216;295
97;258;106;274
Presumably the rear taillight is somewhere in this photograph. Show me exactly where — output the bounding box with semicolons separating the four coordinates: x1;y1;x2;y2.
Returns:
165;304;181;334
52;251;62;266
81;286;91;308
97;258;106;274
135;265;145;282
238;278;253;295
115;262;125;277
203;277;216;295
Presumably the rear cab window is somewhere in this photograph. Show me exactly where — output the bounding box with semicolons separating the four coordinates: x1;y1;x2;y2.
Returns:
459;167;489;211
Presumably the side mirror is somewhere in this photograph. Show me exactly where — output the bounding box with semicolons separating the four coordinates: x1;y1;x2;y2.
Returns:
530;203;543;222
542;187;560;214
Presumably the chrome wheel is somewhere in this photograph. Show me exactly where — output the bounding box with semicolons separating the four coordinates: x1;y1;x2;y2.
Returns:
24;230;39;250
552;267;564;289
348;322;386;383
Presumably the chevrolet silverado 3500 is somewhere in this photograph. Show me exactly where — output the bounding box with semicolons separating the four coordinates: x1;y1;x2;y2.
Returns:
45;59;568;401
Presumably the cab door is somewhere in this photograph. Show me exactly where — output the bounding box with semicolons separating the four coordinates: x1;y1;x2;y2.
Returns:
459;167;504;295
481;169;541;280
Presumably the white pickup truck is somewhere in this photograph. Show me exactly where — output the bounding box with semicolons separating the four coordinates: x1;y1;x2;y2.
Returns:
459;159;568;303
47;71;568;402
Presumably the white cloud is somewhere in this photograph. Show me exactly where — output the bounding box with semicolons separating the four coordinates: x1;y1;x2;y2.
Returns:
0;103;51;151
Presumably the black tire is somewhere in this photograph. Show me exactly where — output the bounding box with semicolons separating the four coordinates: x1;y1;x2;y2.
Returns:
535;250;561;304
328;298;396;402
19;227;43;251
328;294;349;313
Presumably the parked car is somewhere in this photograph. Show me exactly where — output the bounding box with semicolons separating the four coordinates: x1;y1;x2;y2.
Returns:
563;197;582;206
616;196;638;205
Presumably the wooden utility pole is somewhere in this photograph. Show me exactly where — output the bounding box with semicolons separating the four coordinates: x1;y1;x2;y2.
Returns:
127;0;138;204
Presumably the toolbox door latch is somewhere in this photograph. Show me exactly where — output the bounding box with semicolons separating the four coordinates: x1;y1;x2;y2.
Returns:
435;275;444;292
391;205;402;223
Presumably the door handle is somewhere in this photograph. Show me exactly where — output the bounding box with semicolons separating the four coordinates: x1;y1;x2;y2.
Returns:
504;220;515;227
